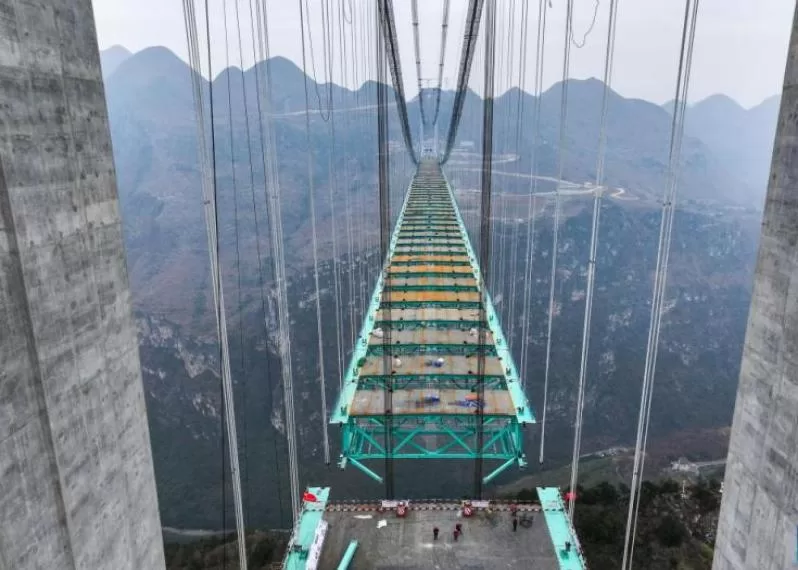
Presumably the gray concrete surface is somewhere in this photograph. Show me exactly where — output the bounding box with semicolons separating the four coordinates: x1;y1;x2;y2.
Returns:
319;508;558;569
712;5;798;569
0;1;165;568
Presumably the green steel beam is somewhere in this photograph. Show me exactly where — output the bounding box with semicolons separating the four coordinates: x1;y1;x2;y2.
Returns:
372;320;487;330
365;343;497;356
379;300;482;310
357;373;503;390
388;260;471;267
383;284;479;292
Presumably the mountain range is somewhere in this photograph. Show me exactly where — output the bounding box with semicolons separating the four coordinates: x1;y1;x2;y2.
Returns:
99;46;774;529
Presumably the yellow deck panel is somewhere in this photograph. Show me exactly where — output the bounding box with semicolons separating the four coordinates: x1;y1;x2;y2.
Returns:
381;291;481;303
385;276;478;288
376;307;482;322
368;328;494;345
358;354;505;377
387;264;473;274
402;217;457;221
390;254;471;263
395;239;464;245
349;388;515;416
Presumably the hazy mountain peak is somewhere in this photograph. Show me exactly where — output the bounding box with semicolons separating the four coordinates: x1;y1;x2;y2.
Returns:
692;93;746;116
114;46;194;81
100;45;133;79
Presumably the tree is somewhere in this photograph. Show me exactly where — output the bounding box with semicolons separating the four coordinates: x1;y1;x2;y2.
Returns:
655;515;688;547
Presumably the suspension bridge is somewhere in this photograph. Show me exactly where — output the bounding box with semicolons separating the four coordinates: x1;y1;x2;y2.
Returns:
171;0;706;566
179;0;698;567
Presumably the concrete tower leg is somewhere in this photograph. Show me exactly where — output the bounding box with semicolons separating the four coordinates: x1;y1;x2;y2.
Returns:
0;1;165;568
713;4;798;570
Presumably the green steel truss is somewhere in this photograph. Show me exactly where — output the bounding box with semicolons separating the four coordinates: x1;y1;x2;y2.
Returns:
331;160;534;486
340;417;526;484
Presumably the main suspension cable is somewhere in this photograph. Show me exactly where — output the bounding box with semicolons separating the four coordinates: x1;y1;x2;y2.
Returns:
411;0;427;127
440;0;485;164
431;0;452;127
377;0;419;163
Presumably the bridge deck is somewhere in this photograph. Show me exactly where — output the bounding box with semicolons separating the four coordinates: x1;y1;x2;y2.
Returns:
331;160;533;483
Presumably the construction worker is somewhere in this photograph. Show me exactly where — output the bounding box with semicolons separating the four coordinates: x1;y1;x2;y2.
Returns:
433;527;439;541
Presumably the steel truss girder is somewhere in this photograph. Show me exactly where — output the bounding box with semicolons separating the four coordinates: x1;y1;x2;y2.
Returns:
339;416;527;483
365;342;497;356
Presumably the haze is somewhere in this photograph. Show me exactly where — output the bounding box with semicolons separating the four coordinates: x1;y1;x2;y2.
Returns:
92;0;792;109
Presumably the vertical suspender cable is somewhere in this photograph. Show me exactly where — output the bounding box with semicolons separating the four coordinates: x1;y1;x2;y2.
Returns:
250;0;290;527
475;0;495;499
311;0;347;392
568;0;620;520
539;0;575;464
507;0;531;352
621;2;700;566
245;0;287;527
298;0;331;466
254;1;302;520
181;0;248;566
519;0;547;390
376;0;394;500
338;0;357;353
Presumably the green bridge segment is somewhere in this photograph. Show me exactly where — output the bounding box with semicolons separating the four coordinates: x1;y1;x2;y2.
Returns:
330;160;535;485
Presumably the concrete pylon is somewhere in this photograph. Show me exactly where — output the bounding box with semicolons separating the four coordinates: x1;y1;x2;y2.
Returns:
0;1;165;568
713;4;798;569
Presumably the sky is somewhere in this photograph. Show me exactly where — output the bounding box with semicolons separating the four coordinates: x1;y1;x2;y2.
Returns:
91;0;794;108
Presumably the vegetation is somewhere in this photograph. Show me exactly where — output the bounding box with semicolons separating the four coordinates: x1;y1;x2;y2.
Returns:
516;478;721;569
164;531;289;570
